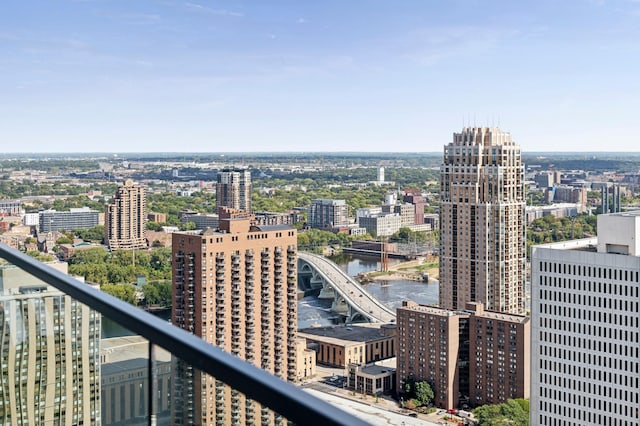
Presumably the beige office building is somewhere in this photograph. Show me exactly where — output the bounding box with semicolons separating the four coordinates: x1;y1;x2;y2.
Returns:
397;301;529;409
295;338;317;381
105;179;147;250
299;324;397;369
171;209;297;425
440;127;526;314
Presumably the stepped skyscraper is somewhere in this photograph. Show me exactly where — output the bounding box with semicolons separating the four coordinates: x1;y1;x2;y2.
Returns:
439;127;526;314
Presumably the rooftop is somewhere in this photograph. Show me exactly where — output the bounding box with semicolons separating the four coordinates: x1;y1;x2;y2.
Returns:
299;324;392;344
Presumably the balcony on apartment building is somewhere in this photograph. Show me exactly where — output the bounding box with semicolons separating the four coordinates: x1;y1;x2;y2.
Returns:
0;244;368;426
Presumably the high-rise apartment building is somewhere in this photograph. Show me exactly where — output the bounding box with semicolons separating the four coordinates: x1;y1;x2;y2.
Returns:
104;179;147;250
397;301;529;409
308;199;348;230
216;168;252;212
440;127;525;314
171;209;298;425
0;263;101;425
531;211;640;426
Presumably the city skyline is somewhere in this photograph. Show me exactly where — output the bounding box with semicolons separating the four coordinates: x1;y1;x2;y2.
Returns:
2;1;640;152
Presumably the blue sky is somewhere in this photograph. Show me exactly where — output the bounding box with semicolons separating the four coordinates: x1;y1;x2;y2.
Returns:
1;0;639;152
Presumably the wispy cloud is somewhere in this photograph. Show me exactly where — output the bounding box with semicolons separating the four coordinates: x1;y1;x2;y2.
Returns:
391;26;519;66
184;2;243;17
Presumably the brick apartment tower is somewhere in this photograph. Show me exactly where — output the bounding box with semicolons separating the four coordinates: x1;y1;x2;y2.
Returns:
216;168;252;213
104;179;147;250
439;127;526;314
171;209;298;425
396;301;529;409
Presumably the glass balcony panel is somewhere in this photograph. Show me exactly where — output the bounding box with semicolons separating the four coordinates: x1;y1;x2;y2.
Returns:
166;352;287;425
0;246;369;426
0;257;150;426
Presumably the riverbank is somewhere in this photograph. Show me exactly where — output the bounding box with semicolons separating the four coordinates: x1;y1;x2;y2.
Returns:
358;257;439;284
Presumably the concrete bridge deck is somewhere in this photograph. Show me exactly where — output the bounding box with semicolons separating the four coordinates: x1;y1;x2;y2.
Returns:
298;252;396;324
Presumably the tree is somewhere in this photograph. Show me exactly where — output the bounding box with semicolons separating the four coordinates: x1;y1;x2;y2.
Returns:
474;399;529;426
414;381;434;406
56;236;73;245
142;281;172;307
141;282;160;305
147;221;164;231
26;251;54;262
402;378;434;407
74;225;105;242
101;283;137;304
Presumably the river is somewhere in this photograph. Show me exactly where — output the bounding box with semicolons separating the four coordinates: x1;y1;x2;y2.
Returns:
297;254;438;329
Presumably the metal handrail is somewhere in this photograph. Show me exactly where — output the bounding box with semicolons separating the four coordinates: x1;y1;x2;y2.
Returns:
0;244;370;426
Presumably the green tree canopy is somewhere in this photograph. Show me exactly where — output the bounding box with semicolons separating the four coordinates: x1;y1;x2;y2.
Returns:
101;283;137;304
473;399;529;426
402;378;434;407
414;381;434;406
74;225;105;242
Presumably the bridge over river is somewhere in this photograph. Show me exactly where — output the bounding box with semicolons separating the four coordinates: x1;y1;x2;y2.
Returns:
298;252;396;324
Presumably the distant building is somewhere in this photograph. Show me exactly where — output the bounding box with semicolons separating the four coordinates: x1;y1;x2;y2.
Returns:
378;167;385;183
105;179;147;250
298;324;397;369
0;200;22;216
525;203;582;224
179;211;219;230
382;203;415;227
253;211;300;227
440;127;526;314
397;301;529;409
358;214;402;237
295;338;317;381
534;172;556;189
356;207;382;220
216;168;251;212
423;213;439;230
148;212;167;223
531;211;640;426
549;185;587;207
22;212;39;226
308;199;349;230
58;242;106;261
39;207;100;232
403;192;425;225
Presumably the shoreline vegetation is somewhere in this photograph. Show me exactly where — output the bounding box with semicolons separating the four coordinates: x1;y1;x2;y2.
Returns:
357;257;439;284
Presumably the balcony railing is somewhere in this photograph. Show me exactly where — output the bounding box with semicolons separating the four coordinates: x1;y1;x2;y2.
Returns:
0;244;369;426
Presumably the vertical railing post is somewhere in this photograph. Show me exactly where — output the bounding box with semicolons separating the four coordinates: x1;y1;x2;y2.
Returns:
149;343;157;426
